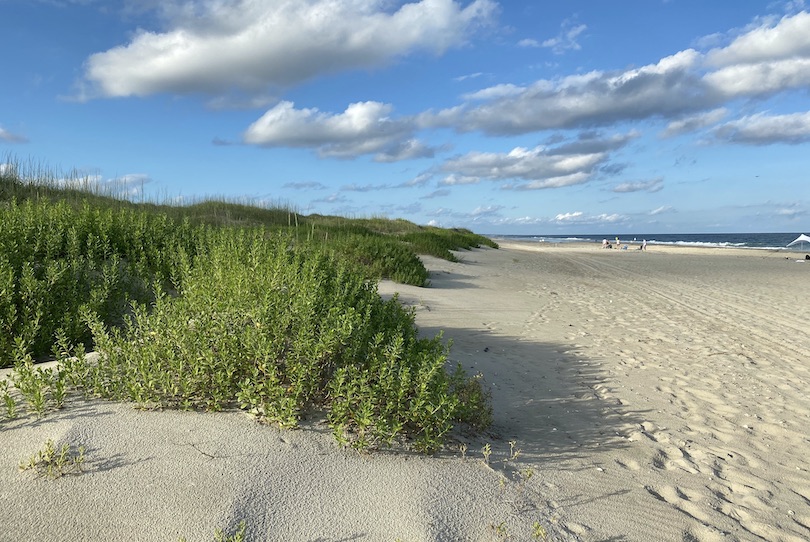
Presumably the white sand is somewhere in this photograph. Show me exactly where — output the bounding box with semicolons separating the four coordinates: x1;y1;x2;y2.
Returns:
2;241;809;541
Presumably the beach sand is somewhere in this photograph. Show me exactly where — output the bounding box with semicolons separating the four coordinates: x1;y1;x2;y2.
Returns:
2;241;809;541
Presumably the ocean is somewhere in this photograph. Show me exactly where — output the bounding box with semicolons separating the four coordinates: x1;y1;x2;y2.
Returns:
494;232;810;251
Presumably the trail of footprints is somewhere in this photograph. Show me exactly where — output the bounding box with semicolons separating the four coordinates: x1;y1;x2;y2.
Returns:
544;254;810;541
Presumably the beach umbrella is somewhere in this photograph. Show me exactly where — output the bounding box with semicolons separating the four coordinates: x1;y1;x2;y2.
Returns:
787;234;810;250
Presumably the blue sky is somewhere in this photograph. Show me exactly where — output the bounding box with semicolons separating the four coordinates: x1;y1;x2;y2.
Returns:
2;0;809;235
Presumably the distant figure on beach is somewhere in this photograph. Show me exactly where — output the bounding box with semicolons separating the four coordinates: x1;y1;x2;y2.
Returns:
642;239;647;251
603;238;609;249
615;236;620;249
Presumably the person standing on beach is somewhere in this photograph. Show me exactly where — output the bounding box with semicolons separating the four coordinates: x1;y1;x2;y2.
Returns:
642;239;647;251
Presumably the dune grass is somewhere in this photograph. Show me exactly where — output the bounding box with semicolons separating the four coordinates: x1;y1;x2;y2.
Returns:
0;156;495;451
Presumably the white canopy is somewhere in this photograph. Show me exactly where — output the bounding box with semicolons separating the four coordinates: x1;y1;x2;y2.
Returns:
787;234;810;248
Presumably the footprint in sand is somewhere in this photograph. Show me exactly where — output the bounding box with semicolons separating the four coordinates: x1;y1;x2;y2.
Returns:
645;485;713;524
614;458;641;471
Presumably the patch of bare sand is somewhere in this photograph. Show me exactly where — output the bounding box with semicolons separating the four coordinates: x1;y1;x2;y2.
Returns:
379;241;810;541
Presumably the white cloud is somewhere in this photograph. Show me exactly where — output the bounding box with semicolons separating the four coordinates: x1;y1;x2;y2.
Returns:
712;111;810;145
420;189;451;199
516;171;591;190
542;18;587;55
554;211;583;221
650;205;674;215
438;132;633;189
470;204;505;217
439;173;480;186
243;100;434;160
704;57;810;98
706;11;810;66
425;11;810;135
551;211;626;225
282;181;328;190
454;71;485;81
373;139;437;162
429;49;709;134
0;127;28;144
613;178;664;193
703;11;810;98
80;0;498;99
462;83;526;101
661;108;728;138
341;183;390;192
400;172;434;187
517;38;540;48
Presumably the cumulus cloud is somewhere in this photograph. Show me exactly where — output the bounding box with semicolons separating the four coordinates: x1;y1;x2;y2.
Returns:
554;211;583;222
693;11;810;99
437;131;634;189
661;108;728;138
424;11;810;137
705;11;810;67
0;127;29;144
243;100;435;161
428;49;712;135
79;0;498;99
712;111;810;144
613;177;664;193
541;18;587;55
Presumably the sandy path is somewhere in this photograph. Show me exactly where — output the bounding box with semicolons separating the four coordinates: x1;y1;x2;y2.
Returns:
379;242;810;541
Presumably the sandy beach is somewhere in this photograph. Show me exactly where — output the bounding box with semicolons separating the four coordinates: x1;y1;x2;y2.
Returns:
2;240;809;541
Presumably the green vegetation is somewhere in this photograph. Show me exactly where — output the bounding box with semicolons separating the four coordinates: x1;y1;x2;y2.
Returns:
0;156;495;452
19;439;86;479
179;521;247;542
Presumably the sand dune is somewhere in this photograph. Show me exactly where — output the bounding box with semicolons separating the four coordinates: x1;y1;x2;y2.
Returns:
2;241;809;541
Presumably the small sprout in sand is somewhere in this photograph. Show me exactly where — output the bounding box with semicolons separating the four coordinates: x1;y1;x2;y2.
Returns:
491;520;509;539
507;440;521;462
532;521;548;540
482;443;492;465
214;521;246;542
459;442;468;458
20;439;86;479
179;520;246;542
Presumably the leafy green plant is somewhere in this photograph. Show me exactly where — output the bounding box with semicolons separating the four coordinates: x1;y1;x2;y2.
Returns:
482;443;493;465
7;338;71;417
215;521;246;542
0;378;17;419
19;439;86;479
532;521;548;540
178;520;247;542
1;156;497;453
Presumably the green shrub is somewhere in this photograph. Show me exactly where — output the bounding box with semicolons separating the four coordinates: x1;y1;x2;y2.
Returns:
76;230;490;451
0;160;496;452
